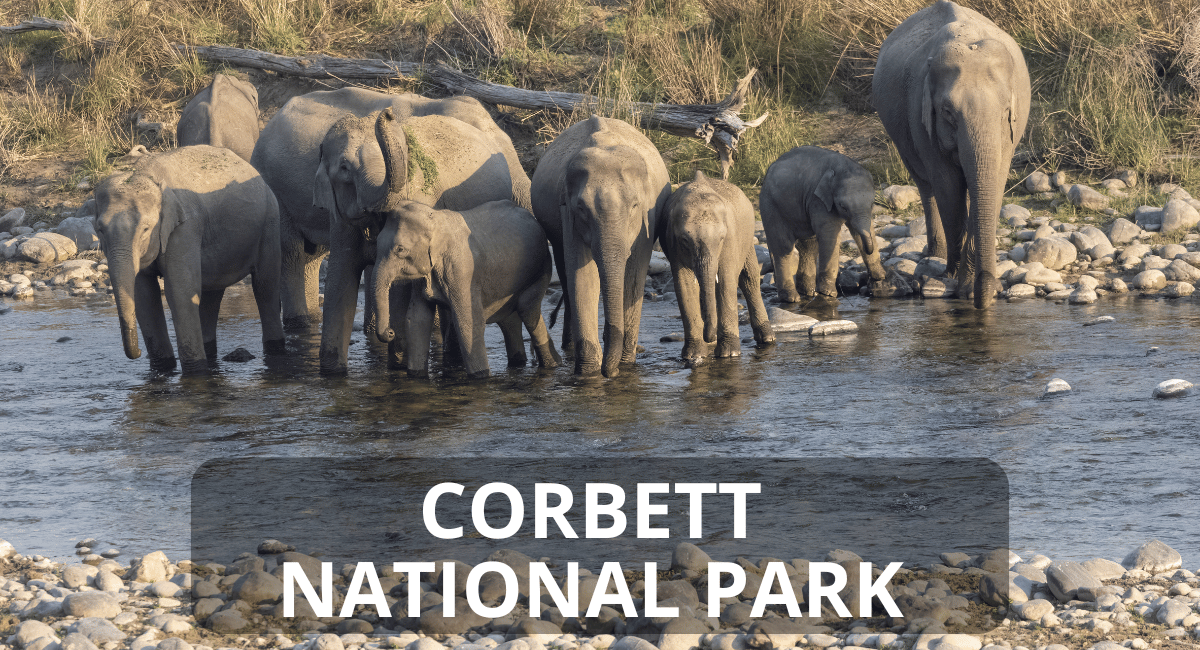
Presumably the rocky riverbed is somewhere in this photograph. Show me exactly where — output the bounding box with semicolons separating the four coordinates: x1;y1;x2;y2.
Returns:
2;537;1199;650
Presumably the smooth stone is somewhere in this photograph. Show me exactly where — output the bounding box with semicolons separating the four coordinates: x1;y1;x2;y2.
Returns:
18;232;78;264
1165;281;1194;297
1045;561;1101;601
15;620;59;648
891;236;928;256
62;591;121;618
883;185;921;210
670;542;712;573
156;639;192;650
61;633;98;650
1013;599;1053;621
207;609;249;632
1160;198;1200;233
1025;172;1052;193
231;570;283;604
1041;378;1071;398
69;618;127;644
1024;237;1077;270
94;571;123;592
809;320;857;336
54;217;99;251
767;307;818;332
126;551;171;583
1152;380;1193;399
0;208;26;231
1132;270;1166;291
1068;185;1109;211
1108;217;1142;245
1080;558;1126;580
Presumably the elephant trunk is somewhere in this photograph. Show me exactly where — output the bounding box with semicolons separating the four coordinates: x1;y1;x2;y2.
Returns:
695;252;718;344
850;214;875;256
961;131;1005;309
373;108;408;212
109;251;142;360
373;258;397;343
598;242;627;378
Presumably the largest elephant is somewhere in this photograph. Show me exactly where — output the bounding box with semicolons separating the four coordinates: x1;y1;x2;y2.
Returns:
531;115;671;377
872;0;1030;309
249;87;532;336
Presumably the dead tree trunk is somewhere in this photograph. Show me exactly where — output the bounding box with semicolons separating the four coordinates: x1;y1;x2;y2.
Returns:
3;16;768;176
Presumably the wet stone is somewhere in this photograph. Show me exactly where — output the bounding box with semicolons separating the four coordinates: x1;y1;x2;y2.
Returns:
222;347;256;362
1152;380;1193;399
1041;378;1071;398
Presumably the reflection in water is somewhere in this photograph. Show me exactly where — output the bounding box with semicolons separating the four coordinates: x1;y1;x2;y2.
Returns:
1;286;1199;565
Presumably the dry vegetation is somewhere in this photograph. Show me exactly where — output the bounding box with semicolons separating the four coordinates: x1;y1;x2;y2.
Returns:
2;0;1200;214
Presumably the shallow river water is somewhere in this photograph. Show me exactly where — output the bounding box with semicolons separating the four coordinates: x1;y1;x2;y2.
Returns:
1;285;1198;566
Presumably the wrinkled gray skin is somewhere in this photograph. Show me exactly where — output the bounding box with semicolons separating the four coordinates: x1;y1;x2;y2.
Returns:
373;199;560;379
93;145;284;375
760;146;891;302
312;108;516;375
873;0;1030;309
661;171;775;362
176;74;260;163
249;88;531;344
531;115;671;377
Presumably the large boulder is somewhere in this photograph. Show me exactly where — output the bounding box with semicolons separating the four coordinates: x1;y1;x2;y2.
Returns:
883;185;921;210
0;207;26;231
1122;540;1183;573
127;551;171;583
231;570;284;605
1024;237;1077;270
1163;259;1200;283
1160;198;1200;234
1107;217;1142;244
1132;270;1167;291
18;232;77;264
61;592;121;619
1045;561;1101;601
1067;185;1109;211
55;217;99;251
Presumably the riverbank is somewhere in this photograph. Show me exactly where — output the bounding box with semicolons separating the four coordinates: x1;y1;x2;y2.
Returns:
2;538;1198;650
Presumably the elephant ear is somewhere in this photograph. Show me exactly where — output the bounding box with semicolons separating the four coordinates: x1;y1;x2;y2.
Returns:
921;66;935;141
313;143;339;216
813;168;838;213
158;186;196;258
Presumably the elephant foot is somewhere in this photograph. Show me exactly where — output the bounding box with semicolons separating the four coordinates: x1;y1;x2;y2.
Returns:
974;273;1000;310
868;279;901;298
263;338;287;356
180;358;211;376
535;348;560;368
204;340;218;360
754;324;776;346
776;290;803;304
282;314;313;331
573;341;602;376
406;367;429;378
714;339;741;358
467;369;491;380
149;355;177;372
681;340;707;362
507;354;528;368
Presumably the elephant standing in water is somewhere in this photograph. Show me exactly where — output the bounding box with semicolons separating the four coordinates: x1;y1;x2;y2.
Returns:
759;146;891;302
661;171;774;362
94;146;284;374
531;115;671;378
249;88;531;341
176;74;260;162
873;0;1030;308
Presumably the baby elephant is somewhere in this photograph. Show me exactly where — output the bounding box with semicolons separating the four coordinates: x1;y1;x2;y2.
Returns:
661;171;774;362
177;74;260;162
760;146;891;301
94;145;285;374
373;200;561;379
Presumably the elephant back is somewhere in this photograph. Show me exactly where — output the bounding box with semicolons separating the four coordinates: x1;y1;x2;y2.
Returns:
398;115;515;212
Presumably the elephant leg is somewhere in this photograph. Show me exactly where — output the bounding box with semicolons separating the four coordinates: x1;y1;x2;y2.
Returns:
916;180;948;261
135;273;176;371
796;236;821;297
448;285;490;379
814;225;842;298
436;305;465;367
318;223;366;375
252;234;286;356
163;278;208;375
766;235;802;303
199;288;224;361
931;178;969;296
362;265;378;344
714;264;742;358
279;212;324;330
672;262;706;362
739;249;775;346
565;229;602;376
404;296;435;378
518;279;560;368
619;241;653;367
550;240;574;359
498;313;528;367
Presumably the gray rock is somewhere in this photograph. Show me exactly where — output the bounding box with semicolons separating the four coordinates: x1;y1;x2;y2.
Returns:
1042;378;1071;397
1100;178;1127;191
670;542;711;573
193;598;223;621
1051;171;1069;188
63;565;90;589
1165;281;1194;297
206;609;248;633
61;591;121;618
14;620;59;649
1116;169;1137;187
1157;599;1192;627
891;236;928;257
69;618;127;644
1025;172;1052;193
94;570;123;592
1162;259;1200;283
1080;558;1125;580
1068;185;1109;211
883;185;921;210
274;551;323;584
1002;203;1032;224
0;208;26;231
1024;237;1077;270
1068;287;1097;304
18;232;77;264
1160;199;1200;233
767;307;818;332
127;551;170;583
402;639;435;650
60;633;98;650
1045;561;1101;601
611;638;658;650
150;580;182;598
231;570;283;605
54;217;99;251
908;216;927;237
1152;380;1193;399
1006;283;1036;299
1012;599;1054;621
880;224;910;239
156;639;192;650
809;320;858;336
1132;270;1166;291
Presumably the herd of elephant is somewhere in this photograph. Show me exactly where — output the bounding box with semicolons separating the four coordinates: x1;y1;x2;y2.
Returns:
91;0;1030;378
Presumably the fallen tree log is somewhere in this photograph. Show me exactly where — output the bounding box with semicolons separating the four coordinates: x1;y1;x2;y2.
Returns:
2;16;768;176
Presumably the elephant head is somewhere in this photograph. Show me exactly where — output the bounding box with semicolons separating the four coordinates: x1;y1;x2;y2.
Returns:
313;108;408;228
667;172;729;344
921;33;1024;307
812;166;876;258
373;200;438;344
94;171;193;360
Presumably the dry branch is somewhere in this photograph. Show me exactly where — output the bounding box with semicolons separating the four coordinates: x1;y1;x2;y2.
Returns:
2;16;769;175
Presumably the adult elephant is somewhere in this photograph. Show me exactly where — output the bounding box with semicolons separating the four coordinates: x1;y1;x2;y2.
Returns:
872;0;1030;309
312;108;516;375
250;87;531;335
177;74;260;162
531;115;671;377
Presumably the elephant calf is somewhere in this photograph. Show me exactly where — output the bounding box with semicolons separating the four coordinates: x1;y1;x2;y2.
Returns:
176;74;260;163
661;171;774;362
94;145;285;374
373;200;561;379
760;146;891;302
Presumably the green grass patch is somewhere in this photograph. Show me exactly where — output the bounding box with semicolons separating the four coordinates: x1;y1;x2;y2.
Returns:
404;125;439;195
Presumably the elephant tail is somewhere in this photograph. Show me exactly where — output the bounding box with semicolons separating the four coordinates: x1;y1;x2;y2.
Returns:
548;292;564;329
